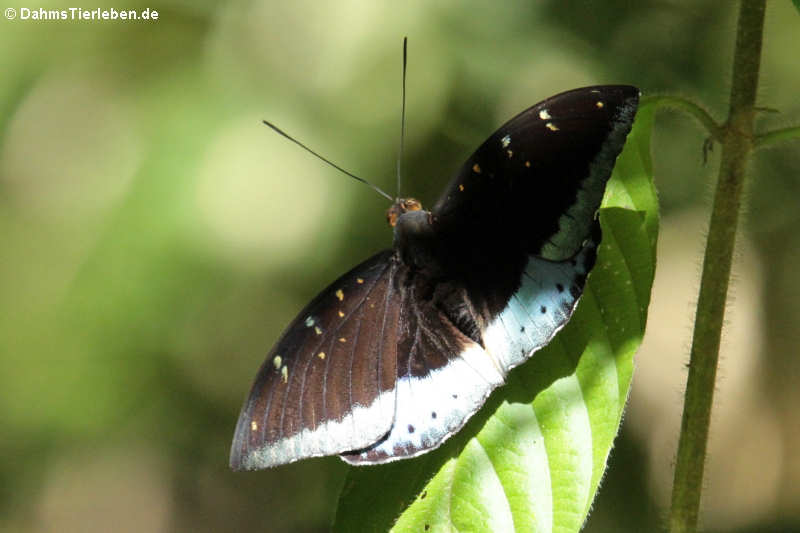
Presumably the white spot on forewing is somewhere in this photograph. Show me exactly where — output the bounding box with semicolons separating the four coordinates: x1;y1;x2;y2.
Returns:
539;109;551;120
501;134;511;148
241;390;395;469
342;344;505;465
304;316;315;327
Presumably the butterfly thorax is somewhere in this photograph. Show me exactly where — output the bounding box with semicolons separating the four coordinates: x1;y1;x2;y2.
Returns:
389;202;486;347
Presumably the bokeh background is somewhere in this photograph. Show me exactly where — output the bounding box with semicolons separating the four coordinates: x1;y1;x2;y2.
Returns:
1;1;799;531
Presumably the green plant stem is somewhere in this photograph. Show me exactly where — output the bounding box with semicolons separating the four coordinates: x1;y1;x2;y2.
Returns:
641;95;724;141
755;125;800;148
669;1;766;532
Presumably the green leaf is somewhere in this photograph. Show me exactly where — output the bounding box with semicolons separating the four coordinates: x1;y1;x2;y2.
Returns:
334;103;658;533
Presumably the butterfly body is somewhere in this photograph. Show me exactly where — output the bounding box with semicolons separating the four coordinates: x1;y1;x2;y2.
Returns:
230;85;639;470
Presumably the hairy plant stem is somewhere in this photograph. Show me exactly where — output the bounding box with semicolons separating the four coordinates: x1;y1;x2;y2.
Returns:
668;1;766;532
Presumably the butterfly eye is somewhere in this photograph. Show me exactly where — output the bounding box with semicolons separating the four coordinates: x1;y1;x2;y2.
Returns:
403;198;422;212
386;204;401;227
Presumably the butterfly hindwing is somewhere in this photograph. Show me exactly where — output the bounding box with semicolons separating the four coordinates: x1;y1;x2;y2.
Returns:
482;221;600;370
230;251;400;470
343;264;506;464
343;224;600;464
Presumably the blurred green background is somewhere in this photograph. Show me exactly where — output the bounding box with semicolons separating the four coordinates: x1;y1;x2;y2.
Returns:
1;1;799;532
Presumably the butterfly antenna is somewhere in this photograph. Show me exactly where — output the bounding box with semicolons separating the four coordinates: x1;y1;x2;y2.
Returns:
262;119;393;202
396;36;408;200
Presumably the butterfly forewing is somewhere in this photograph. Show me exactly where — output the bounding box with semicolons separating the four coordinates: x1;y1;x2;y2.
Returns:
230;251;400;470
433;85;638;262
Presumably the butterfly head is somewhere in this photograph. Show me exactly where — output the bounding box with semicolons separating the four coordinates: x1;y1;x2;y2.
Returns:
386;198;423;227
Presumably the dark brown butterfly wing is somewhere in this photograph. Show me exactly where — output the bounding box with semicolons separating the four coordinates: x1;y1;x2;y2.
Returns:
230;251;400;470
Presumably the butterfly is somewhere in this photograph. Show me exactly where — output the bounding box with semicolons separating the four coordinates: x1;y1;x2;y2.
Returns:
230;85;639;470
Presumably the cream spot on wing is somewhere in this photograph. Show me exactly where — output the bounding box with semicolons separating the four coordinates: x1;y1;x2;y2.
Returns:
539;109;551;120
339;337;347;343
501;134;511;148
281;366;288;383
525;161;531;167
250;421;258;431
356;277;364;284
458;184;464;192
472;163;481;174
335;289;344;301
596;101;604;108
318;351;326;360
314;326;322;335
272;355;282;370
304;316;315;327
338;310;345;318
506;149;513;158
546;122;559;131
